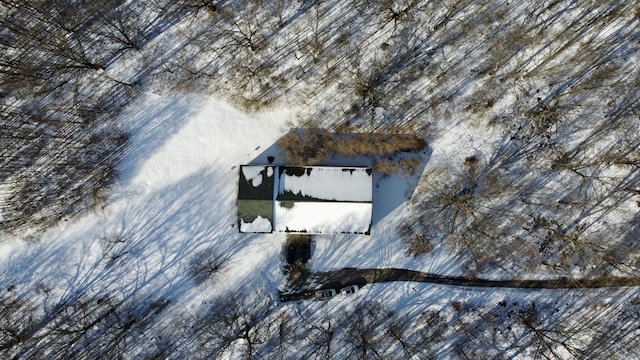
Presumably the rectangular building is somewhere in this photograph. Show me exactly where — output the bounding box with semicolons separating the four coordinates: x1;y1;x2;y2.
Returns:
238;166;372;234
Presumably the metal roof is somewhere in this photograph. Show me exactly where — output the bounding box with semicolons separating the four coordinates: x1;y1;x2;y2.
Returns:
238;166;372;234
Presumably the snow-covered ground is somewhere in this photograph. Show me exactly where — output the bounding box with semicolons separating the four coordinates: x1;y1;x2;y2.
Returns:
1;0;639;358
0;91;464;295
1;92;294;288
2;92;635;359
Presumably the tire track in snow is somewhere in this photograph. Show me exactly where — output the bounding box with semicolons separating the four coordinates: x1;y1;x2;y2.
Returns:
381;233;392;268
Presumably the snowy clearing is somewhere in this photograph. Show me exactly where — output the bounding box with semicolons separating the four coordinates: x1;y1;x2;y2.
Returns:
1;0;639;359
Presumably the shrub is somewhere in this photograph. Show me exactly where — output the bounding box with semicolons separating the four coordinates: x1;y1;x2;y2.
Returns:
277;128;427;178
334;133;426;157
399;222;433;257
373;159;397;176
277;128;333;165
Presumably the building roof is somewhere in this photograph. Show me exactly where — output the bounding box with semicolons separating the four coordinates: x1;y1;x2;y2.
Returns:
238;166;372;234
277;166;372;202
237;165;275;233
275;201;372;234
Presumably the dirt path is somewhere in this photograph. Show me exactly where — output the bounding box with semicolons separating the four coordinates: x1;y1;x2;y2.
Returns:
313;268;640;289
280;268;640;301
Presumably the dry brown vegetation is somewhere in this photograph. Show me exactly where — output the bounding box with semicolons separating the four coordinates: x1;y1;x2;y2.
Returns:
374;158;422;177
399;222;433;257
334;133;426;158
276;128;334;165
277;127;426;167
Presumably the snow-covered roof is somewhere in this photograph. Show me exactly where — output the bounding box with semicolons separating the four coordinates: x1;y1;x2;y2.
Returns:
237;165;275;233
238;165;275;199
275;201;372;234
277;166;372;202
240;215;273;233
238;166;372;234
275;166;372;234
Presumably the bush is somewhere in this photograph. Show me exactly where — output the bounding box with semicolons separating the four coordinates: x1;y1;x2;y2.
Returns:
374;158;421;177
277;127;427;167
277;128;333;165
334;133;426;157
399;222;433;257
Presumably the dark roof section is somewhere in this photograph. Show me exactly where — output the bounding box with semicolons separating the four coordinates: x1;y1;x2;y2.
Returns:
238;166;275;232
238;165;275;200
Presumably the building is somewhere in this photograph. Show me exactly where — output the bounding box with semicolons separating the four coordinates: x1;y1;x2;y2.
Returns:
238;165;372;234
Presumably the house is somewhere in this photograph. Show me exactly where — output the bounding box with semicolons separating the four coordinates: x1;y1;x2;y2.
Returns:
238;165;372;234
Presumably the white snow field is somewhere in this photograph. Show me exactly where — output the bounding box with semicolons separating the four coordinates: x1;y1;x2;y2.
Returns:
1;0;639;359
1;92;636;360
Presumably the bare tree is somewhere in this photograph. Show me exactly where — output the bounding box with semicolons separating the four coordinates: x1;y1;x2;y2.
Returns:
386;310;444;359
342;301;393;360
513;303;588;359
0;295;39;358
303;307;338;360
580;296;640;359
216;1;270;54
187;248;229;285
7;292;173;360
363;0;422;30
195;288;276;359
175;0;218;18
98;7;147;52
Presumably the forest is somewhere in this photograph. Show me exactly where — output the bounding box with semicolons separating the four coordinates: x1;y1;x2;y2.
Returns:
1;0;638;359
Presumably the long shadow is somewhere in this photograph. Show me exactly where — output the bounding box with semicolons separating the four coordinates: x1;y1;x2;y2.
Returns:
0;166;259;310
0;164;281;360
